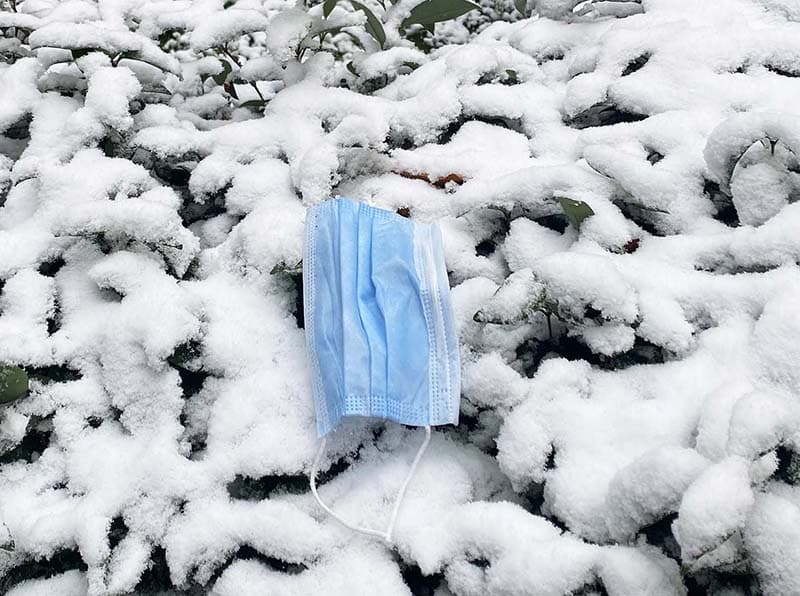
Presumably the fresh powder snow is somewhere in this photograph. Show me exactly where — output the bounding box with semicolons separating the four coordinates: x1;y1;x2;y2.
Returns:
1;0;800;594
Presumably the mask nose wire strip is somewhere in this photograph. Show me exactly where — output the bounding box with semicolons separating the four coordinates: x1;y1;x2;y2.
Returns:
309;425;432;542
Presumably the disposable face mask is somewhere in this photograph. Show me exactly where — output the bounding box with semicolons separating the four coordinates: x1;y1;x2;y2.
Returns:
304;197;460;541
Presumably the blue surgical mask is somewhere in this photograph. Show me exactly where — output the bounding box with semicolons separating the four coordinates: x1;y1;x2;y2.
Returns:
303;197;460;436
304;197;460;541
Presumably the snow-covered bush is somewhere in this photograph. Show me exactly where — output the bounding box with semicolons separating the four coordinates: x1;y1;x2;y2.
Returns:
2;0;800;593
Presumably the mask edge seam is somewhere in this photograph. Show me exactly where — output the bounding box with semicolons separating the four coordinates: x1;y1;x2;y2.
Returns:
412;223;437;428
304;202;329;436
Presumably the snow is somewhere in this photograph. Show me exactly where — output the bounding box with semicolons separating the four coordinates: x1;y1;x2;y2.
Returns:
605;446;710;542
503;217;574;271
28;23;180;74
673;456;754;563
2;0;800;593
726;391;798;460
0;269;55;363
6;570;88;596
84;67;141;130
744;492;800;595
190;10;271;52
0;58;41;132
265;10;313;63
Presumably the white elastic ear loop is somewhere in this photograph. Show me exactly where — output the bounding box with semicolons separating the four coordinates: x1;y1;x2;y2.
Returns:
385;425;431;542
309;437;388;540
309;425;432;543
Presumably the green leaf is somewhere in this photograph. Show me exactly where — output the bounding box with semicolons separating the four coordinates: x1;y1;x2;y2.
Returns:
323;0;338;17
401;0;479;28
513;0;526;15
558;197;595;229
0;365;28;405
346;61;358;75
351;1;386;48
212;59;233;86
239;99;268;109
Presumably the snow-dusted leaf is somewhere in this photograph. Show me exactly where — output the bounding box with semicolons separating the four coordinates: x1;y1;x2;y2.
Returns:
70;48;95;60
0;521;13;552
158;28;183;51
351;1;386;48
190;9;269;51
239;99;268;110
270;260;302;275
212;59;233;85
474;269;547;324
117;51;170;72
30;23;180;74
265;9;313;62
704;113;800;195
